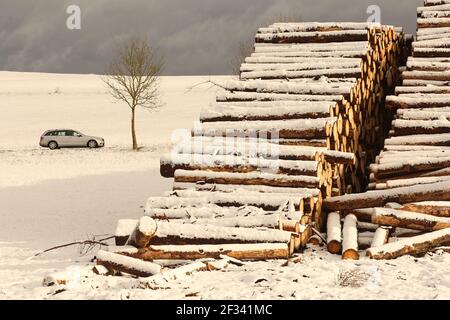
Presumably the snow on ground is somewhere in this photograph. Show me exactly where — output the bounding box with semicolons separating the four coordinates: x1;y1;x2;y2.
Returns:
1;72;450;299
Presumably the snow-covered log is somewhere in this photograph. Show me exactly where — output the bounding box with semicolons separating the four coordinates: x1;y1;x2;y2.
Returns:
322;180;450;211
366;227;450;259
127;216;157;248
216;91;343;103
418;4;450;14
200;103;332;122
160;153;320;177
400;201;450;217
145;193;308;212
245;51;366;62
214;79;353;95
174;169;320;189
121;243;291;261
115;219;138;246
96;250;161;277
370;156;450;178
257;23;369;34
396;107;450;119
342;214;359;260
147;221;295;246
240;61;361;72
367;207;450;231
385;133;450;146
413;47;450;57
417;17;450;28
326;211;342;254
369;176;450;190
406;60;450;72
140;261;209;288
193;118;335;139
172;182;320;198
424;0;450;6
386;95;450;109
255;29;369;44
419;10;450;18
253;41;368;52
370;227;390;248
240;68;361;80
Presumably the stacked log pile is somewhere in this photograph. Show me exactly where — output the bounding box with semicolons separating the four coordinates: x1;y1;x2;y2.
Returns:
322;0;450;260
95;22;407;277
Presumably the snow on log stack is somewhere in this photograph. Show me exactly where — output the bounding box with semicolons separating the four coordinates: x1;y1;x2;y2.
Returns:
322;0;450;260
95;22;409;277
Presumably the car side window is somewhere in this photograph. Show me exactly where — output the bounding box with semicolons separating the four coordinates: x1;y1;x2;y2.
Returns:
65;131;75;136
58;131;66;136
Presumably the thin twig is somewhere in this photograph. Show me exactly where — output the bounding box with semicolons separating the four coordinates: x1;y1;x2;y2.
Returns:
28;235;114;260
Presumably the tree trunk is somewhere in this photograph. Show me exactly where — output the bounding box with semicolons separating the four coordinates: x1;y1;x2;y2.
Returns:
131;107;138;150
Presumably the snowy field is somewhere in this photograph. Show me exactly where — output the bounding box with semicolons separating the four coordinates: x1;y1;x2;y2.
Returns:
1;71;450;300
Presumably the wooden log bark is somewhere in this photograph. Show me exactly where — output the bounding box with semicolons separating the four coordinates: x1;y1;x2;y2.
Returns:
366;227;450;259
257;23;370;33
216;91;342;102
200;104;331;122
323;180;450;211
240;68;361;80
96;250;161;277
127;216;157;248
413;47;450;57
342;214;359;260
120;243;291;261
370;156;450;179
370;227;390;247
255;30;369;44
326;212;342;254
174;169;320;189
385;133;450;146
368;207;450;231
145;195;304;213
400;201;450;217
148;220;296;245
160;154;320;177
193;118;335;140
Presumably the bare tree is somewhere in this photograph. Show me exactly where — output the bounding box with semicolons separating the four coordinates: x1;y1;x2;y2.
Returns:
103;38;164;150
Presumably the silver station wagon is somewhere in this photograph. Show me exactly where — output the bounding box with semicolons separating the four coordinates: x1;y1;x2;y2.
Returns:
39;129;105;150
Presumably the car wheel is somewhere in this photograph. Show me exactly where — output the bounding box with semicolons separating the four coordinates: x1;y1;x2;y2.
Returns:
48;141;58;150
88;140;98;148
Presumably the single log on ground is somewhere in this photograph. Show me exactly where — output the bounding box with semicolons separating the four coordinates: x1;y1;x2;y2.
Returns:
342;214;359;260
366;227;450;259
96;250;161;277
326;212;342;254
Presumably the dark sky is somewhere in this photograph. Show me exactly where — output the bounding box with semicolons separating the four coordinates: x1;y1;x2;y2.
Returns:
0;0;422;75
